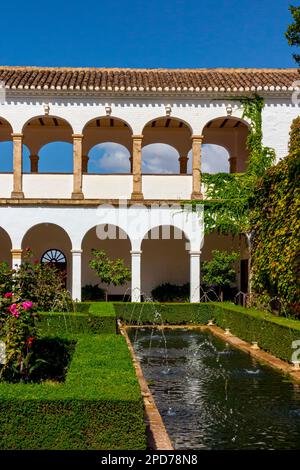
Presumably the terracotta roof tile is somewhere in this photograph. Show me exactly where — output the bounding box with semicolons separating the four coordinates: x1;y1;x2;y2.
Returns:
0;66;298;93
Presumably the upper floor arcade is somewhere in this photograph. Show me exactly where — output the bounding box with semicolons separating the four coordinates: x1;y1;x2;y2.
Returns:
0;66;298;202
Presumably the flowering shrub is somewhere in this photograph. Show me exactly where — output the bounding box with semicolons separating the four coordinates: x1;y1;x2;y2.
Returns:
0;249;74;312
0;292;39;382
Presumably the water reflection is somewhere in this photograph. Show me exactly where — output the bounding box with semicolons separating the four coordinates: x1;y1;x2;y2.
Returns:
129;328;300;450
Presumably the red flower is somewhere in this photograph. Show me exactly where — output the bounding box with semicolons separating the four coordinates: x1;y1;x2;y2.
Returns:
4;292;13;298
26;337;34;346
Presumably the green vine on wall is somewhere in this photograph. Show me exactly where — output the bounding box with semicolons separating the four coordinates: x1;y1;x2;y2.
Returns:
198;94;275;235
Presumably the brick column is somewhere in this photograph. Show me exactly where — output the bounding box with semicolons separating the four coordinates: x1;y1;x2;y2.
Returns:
229;156;237;173
82;155;89;173
131;135;144;200
191;135;203;199
30;154;39;173
178;156;188;174
72;134;84;199
11;133;24;198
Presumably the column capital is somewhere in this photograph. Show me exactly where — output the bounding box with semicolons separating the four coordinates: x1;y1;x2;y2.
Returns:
72;133;84;139
130;250;142;255
11;248;23;255
71;249;83;255
11;133;23;139
191;134;204;142
132;134;143;140
189;250;202;256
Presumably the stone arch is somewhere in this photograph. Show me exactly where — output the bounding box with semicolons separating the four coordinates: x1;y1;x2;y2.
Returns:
22;115;73;173
0;226;12;265
201;116;250;173
81;224;131;300
142;117;192;174
141;224;190;298
21;223;72;290
82;116;133;174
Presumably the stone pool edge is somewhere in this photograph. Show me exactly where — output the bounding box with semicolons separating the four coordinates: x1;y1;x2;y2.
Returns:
118;321;174;451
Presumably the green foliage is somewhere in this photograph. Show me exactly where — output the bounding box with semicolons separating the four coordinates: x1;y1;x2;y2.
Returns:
16;250;74;312
151;282;190;302
0;294;39;383
37;302;117;335
0;262;14;296
212;303;300;363
82;284;105;301
250;117;300;316
286;5;300;66
89;249;131;301
114;302;214;325
198;95;275;235
0;334;146;450
202;250;238;298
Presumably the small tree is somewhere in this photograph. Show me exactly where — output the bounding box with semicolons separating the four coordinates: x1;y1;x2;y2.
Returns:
202;250;238;301
89;249;131;301
286;5;300;67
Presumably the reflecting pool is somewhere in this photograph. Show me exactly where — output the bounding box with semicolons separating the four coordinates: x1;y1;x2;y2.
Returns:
129;328;300;450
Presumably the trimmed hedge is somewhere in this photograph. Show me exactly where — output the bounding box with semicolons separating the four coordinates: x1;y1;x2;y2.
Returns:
37;302;117;335
0;334;146;450
113;302;214;324
212;302;300;363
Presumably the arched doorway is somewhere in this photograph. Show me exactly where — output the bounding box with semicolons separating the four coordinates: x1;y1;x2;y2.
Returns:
41;248;67;287
81;224;131;300
22;223;72;290
141;225;190;300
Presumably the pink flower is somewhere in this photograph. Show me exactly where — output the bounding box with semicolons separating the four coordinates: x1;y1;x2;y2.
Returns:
8;304;19;318
4;292;13;298
22;301;33;310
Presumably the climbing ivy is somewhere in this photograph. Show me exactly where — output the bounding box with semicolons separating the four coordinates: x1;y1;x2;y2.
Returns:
197;95;275;235
250;117;300;317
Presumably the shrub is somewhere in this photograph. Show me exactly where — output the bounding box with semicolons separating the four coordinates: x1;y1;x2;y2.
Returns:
16;250;74;312
0;263;14;296
0;334;146;450
89;249;131;302
151;282;190;302
82;284;105;301
0;293;39;383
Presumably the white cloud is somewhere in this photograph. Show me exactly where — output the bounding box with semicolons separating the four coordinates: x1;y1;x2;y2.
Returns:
142;144;179;173
188;144;230;174
89;143;130;173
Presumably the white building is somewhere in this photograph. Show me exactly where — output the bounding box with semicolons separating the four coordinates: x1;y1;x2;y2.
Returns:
0;66;298;302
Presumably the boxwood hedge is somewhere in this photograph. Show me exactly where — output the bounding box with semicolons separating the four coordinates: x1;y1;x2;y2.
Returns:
0;334;146;450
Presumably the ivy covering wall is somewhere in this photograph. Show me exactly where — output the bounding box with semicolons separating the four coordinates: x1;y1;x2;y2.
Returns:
250;117;300;317
200;95;275;235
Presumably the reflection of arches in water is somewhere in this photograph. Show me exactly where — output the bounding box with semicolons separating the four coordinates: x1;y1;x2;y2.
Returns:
41;248;67;286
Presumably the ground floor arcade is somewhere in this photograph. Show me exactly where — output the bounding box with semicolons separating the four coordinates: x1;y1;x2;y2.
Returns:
0;205;249;302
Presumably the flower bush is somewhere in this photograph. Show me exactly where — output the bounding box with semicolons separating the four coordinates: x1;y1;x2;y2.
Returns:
0;292;39;382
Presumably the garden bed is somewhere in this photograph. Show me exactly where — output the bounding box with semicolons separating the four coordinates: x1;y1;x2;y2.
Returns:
0;333;146;450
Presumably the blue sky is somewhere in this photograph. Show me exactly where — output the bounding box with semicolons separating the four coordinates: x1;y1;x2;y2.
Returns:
0;0;296;68
0;1;297;173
